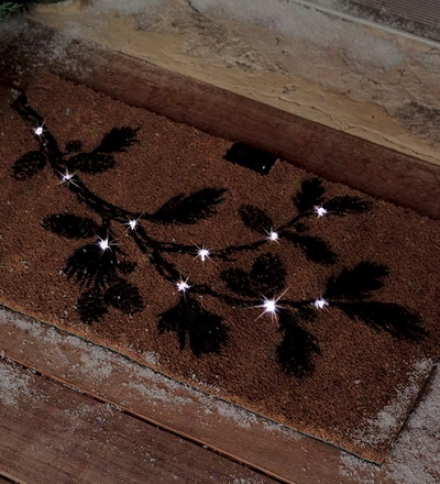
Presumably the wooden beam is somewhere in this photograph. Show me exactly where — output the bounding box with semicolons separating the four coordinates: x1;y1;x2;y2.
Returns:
1;23;439;218
0;358;279;484
66;44;440;220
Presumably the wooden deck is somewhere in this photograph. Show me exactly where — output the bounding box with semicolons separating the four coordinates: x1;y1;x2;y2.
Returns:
0;307;352;484
0;357;279;484
1;20;439;484
1;306;439;483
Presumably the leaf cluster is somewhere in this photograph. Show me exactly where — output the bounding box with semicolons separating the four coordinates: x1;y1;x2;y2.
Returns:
293;177;372;216
66;127;139;174
324;262;427;340
42;212;144;322
158;296;228;357
0;0;37;22
277;309;320;377
238;204;336;265
151;188;227;224
77;280;145;324
221;252;287;299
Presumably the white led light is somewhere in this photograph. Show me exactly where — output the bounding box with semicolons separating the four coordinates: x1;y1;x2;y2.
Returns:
312;298;329;309
176;277;191;293
314;206;328;218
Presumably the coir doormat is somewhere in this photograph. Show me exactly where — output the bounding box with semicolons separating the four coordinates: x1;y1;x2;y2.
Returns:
1;75;439;463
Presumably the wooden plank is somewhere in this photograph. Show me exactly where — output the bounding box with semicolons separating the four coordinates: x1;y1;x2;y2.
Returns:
66;43;440;220
0;358;279;484
1;23;440;219
0;476;18;484
0;305;356;484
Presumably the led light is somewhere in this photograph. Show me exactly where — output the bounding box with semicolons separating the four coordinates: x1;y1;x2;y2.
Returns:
176;277;191;293
314;206;328;218
57;169;77;186
127;219;138;231
266;230;279;242
196;247;211;262
262;297;278;315
97;236;115;253
312;298;329;309
254;289;288;322
33;122;45;137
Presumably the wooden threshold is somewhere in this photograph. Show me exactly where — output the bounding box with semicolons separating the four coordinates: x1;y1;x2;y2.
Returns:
1;22;440;219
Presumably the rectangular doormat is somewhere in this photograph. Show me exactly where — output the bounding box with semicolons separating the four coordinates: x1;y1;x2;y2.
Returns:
1;74;439;463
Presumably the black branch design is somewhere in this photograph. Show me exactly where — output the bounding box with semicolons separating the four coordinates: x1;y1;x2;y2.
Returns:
10;94;426;374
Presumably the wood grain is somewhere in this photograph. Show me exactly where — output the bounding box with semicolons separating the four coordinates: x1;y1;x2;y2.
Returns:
0;358;279;484
0;306;356;484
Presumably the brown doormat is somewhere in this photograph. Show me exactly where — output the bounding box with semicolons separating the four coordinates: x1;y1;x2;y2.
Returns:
1;74;439;463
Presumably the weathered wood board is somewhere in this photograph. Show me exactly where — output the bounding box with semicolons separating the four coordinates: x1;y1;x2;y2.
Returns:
0;306;353;484
0;22;440;219
0;357;280;484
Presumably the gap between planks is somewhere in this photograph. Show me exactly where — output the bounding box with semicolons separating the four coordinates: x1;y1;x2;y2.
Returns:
0;358;279;484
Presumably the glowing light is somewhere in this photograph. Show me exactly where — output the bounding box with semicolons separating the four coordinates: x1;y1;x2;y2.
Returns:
254;289;288;322
314;206;328;218
312;298;329;309
262;297;278;315
195;246;211;262
127;219;138;231
97;236;114;253
125;214;143;232
57;169;77;186
33;122;45;137
176;277;191;293
266;230;279;243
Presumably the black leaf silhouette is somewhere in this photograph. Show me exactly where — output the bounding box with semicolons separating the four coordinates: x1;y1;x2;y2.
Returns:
238;205;274;235
294;178;325;213
65;140;83;153
250;252;287;296
293;222;307;233
325;262;388;300
220;252;287;298
323;196;372;215
158;297;228;356
335;301;427;341
42;214;100;239
223;142;277;174
64;243;119;288
117;261;137;275
277;309;320;377
151;188;227;224
105;279;145;315
76;289;109;324
69;153;116;174
220;268;257;298
12;150;47;180
96;127;139;153
282;232;337;265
